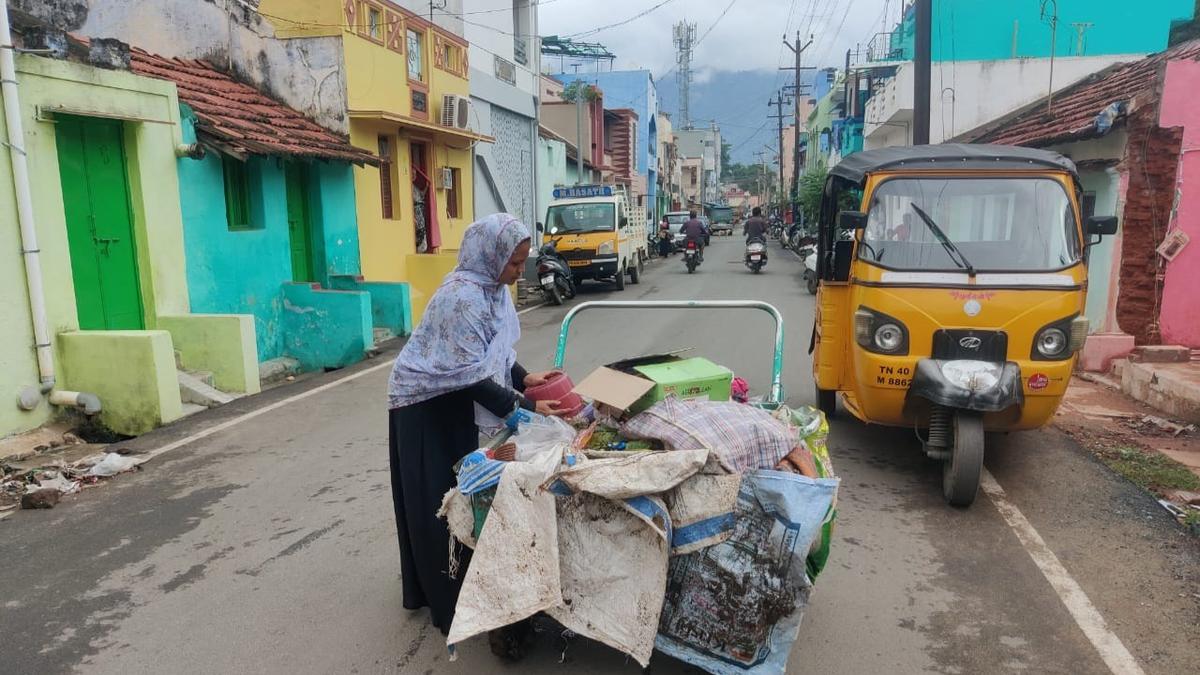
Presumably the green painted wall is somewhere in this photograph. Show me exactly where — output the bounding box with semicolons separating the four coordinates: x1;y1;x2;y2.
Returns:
58;331;182;436
1;55;192;437
158;314;261;394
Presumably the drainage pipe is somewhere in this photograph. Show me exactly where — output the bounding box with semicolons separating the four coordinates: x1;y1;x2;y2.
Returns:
49;390;102;416
2;3;100;416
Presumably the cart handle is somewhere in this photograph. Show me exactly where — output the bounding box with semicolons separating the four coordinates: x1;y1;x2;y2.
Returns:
552;300;786;405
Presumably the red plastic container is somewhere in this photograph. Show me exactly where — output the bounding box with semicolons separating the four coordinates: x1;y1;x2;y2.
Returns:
525;371;584;417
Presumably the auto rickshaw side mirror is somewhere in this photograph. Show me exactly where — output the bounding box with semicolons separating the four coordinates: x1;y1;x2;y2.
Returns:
535;222;544;233
838;211;869;231
1087;216;1118;237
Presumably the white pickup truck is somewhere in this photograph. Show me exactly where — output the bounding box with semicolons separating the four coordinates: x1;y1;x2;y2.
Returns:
542;185;648;289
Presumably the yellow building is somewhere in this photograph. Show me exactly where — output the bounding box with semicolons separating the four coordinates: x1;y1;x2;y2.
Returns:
260;0;490;317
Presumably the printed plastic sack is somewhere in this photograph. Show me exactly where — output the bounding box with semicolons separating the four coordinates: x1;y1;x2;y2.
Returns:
621;398;795;472
513;412;576;461
773;405;838;579
655;470;839;675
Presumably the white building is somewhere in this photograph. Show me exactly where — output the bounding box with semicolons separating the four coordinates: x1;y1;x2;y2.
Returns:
864;55;1142;149
464;0;539;226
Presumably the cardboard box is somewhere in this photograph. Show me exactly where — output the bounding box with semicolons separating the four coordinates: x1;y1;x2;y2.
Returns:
572;366;657;419
633;357;733;405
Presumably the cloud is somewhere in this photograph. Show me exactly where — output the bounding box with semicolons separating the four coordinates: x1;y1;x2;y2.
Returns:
539;0;897;76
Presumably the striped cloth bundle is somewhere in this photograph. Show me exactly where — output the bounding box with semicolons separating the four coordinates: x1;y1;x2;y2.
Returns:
620;398;796;473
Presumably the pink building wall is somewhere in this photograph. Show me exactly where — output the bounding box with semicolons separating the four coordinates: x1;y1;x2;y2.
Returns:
1158;60;1200;348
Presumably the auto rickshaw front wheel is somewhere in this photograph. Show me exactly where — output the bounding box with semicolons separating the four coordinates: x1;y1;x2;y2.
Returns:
943;411;984;507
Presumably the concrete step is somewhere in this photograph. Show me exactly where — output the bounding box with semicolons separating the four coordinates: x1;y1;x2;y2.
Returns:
179;402;208;418
373;327;395;345
259;357;301;385
177;370;236;408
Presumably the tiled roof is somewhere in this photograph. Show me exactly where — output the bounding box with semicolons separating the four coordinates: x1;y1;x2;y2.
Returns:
130;49;378;165
967;41;1200;147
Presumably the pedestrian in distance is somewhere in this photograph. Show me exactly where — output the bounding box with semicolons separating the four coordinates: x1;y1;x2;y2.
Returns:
386;213;566;639
658;215;673;258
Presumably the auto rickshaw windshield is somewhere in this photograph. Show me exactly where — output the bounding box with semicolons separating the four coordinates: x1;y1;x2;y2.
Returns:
861;177;1082;272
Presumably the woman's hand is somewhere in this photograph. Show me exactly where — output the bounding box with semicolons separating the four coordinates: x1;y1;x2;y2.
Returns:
524;370;561;388
534;399;567;417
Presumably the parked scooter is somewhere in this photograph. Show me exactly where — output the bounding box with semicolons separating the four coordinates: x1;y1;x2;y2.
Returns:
683;239;701;273
745;236;768;273
535;234;576;305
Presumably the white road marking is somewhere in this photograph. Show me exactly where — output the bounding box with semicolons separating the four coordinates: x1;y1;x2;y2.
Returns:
131;360;395;466
516;303;544;316
981;470;1146;675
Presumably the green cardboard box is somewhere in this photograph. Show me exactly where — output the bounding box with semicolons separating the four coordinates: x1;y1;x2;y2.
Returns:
633;357;733;406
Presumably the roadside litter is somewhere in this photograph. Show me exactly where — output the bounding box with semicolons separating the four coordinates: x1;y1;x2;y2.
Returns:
440;347;840;673
1;450;140;512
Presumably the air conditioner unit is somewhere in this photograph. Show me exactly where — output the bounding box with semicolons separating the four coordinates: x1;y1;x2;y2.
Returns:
441;94;471;130
438;167;454;190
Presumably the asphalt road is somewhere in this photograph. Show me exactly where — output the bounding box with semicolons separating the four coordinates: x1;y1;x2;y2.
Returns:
2;236;1198;674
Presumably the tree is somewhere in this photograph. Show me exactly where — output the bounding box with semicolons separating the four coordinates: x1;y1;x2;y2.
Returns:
560;81;600;103
798;163;827;225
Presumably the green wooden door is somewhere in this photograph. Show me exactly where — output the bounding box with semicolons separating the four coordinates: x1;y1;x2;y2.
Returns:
56;116;144;330
285;162;315;282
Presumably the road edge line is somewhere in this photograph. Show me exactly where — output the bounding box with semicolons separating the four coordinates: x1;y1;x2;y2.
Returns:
980;470;1145;675
517;303;544;316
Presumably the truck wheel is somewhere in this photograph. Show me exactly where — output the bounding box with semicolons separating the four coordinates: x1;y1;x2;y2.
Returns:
815;385;836;418
943;412;984;507
614;262;627;291
630;257;642;284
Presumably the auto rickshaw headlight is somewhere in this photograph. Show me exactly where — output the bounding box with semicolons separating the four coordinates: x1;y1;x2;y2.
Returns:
1035;328;1068;359
875;324;905;352
855;307;909;355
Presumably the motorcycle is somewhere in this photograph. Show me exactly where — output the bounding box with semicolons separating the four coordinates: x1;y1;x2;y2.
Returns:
683;239;701;273
745;236;768;273
798;242;818;295
535;238;576;305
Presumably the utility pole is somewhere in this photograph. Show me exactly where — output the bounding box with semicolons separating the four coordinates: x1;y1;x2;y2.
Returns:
782;32;813;220
913;0;932;145
1040;0;1059;114
768;92;790;212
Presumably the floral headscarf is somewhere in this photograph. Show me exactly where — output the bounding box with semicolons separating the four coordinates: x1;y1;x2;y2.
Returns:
387;214;531;425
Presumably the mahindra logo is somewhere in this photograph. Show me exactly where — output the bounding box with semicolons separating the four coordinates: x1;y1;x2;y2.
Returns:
959;337;983;350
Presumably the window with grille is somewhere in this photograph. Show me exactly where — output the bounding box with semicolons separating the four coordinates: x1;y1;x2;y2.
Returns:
378;135;394;219
407;29;423;81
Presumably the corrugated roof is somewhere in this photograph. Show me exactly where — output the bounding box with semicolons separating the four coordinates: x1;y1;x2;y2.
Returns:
967;41;1200;147
130;49;378;165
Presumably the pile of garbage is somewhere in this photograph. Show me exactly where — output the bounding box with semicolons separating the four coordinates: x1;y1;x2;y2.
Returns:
0;451;140;513
440;354;839;674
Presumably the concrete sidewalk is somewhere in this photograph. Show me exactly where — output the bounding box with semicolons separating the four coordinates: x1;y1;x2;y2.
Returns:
1113;356;1200;425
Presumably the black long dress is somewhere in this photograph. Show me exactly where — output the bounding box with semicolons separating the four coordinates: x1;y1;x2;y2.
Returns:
388;363;532;635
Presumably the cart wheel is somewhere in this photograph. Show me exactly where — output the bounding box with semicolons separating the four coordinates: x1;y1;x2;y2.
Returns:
614;262;627;291
815;385;837;418
943;411;984;507
630;257;642;284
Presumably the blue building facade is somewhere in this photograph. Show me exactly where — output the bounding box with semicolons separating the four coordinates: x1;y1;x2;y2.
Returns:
557;69;658;217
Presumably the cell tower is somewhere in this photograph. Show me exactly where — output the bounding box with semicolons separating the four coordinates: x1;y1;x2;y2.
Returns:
673;21;696;129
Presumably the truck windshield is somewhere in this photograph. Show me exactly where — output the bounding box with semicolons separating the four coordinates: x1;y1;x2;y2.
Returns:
546;203;615;233
861;177;1081;272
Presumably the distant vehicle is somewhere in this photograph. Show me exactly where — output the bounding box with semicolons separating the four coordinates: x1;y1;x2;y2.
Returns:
707;205;735;235
665;211;690;251
542;184;648;291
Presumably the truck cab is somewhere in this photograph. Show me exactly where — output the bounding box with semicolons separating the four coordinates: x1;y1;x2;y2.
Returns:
544;185;647;289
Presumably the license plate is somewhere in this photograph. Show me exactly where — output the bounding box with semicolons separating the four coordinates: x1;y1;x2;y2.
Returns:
567;260;589;267
540;275;554;286
749;255;761;261
684;251;695;257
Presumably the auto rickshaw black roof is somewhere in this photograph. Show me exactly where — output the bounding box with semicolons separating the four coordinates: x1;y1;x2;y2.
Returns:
828;143;1078;185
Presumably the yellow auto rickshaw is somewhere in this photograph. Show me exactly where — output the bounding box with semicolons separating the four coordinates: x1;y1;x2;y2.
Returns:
811;144;1118;506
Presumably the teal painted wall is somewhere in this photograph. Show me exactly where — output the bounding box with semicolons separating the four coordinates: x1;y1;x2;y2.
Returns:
329;276;412;337
177;107;362;363
280;283;372;370
888;0;1194;62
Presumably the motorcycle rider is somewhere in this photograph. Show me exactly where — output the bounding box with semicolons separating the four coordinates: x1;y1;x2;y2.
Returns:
743;207;768;241
681;210;706;261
